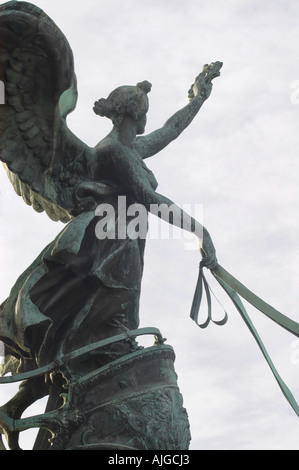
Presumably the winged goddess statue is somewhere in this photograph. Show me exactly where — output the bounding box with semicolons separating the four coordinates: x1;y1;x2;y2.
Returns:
2;0;299;454
0;1;223;449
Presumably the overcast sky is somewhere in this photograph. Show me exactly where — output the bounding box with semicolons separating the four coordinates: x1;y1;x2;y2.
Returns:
1;0;299;450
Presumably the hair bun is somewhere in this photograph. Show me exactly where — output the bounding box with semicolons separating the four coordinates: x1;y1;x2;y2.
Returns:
136;80;152;94
93;98;113;117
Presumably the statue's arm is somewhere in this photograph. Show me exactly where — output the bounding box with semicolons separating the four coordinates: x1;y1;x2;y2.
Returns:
110;149;217;269
136;62;222;159
136;96;207;159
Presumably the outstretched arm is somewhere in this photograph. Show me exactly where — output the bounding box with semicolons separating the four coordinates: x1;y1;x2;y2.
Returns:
112;150;217;269
135;62;222;159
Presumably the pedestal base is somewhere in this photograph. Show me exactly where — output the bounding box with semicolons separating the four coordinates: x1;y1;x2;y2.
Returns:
51;344;191;450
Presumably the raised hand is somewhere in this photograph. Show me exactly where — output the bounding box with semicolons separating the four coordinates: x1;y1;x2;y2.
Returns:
200;227;218;270
188;61;223;101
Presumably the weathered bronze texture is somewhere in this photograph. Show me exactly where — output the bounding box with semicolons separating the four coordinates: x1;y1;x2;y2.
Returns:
0;1;221;450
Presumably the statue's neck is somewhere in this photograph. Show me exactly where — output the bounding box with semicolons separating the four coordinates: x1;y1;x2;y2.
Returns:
112;117;137;148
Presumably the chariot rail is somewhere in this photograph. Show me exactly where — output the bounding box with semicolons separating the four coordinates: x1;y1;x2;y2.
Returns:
0;327;165;384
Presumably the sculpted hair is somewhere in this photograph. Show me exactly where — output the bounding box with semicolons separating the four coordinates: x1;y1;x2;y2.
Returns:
93;81;152;126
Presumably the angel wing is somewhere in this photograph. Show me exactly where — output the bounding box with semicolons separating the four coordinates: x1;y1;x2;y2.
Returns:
0;1;111;223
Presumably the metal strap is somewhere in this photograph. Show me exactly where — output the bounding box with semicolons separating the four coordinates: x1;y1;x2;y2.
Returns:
190;262;299;417
190;262;228;328
213;264;299;336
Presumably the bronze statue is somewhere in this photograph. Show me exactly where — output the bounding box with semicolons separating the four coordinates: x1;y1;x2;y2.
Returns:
0;1;222;450
2;0;297;453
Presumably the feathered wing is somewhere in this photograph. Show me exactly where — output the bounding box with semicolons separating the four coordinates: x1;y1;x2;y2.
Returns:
0;1;99;223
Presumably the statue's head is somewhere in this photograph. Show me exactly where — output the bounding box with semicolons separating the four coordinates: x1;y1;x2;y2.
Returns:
93;81;152;128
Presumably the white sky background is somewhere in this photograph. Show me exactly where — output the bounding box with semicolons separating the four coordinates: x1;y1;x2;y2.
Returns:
0;0;299;450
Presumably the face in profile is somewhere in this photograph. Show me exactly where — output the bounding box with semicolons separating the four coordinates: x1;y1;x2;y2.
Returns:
136;113;147;135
